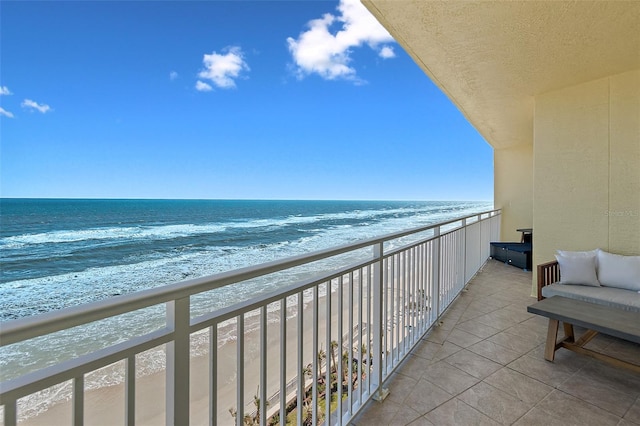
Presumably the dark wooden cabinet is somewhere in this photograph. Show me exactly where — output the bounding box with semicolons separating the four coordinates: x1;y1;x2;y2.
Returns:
490;242;532;270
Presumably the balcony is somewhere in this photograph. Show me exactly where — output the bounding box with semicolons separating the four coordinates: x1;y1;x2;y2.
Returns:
1;210;500;425
2;209;638;425
352;260;640;426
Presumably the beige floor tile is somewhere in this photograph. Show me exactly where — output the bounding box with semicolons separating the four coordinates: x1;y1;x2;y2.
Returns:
420;360;480;396
503;322;547;344
443;349;502;379
431;341;463;362
446;327;484;348
507;354;578;388
388;406;423;425
424;326;450;344
351;399;401;425
474;311;518;331
458;381;531;424
501;305;537;323
559;372;637;417
395;354;432;379
406;415;436;426
467;339;522;365
410;339;443;361
383;372;418;405
487;329;542;355
513;407;581;426
459;308;487;322
532;390;621;426
456;319;502;339
623;398;640;424
402;377;453;415
424;398;501;426
483;367;553;405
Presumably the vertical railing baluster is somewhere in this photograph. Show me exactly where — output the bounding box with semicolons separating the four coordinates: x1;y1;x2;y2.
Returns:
73;375;84;426
382;257;388;375
166;297;190;426
412;244;422;332
125;355;135;426
3;399;17;426
337;275;344;425
280;299;287;426
297;292;304;426
366;266;372;395
412;246;418;344
423;243;428;330
402;250;407;354
325;281;332;426
409;247;414;345
372;243;388;401
390;255;396;366
420;243;426;332
312;285;319;425
357;268;363;406
260;305;267;426
236;314;244;426
348;271;354;418
209;324;218;426
408;248;413;346
433;228;441;317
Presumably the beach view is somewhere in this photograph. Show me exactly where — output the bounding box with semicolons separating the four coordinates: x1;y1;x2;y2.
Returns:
4;0;640;424
1;1;498;425
1;199;494;423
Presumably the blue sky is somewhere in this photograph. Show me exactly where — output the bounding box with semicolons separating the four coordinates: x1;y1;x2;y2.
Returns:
0;0;493;201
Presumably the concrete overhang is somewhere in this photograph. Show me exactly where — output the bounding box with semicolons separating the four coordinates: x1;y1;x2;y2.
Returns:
362;1;640;150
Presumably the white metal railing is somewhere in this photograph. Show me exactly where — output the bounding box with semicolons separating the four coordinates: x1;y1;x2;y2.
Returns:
0;209;500;426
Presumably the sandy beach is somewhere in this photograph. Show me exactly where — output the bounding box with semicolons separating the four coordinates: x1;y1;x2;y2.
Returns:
18;280;372;426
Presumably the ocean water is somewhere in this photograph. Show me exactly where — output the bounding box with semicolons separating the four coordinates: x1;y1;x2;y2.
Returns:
0;198;491;417
1;199;492;320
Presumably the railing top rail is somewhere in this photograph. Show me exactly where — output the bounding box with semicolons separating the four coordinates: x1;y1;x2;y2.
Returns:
0;209;499;346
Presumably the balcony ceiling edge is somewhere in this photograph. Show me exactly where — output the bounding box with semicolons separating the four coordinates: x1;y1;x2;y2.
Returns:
362;0;640;150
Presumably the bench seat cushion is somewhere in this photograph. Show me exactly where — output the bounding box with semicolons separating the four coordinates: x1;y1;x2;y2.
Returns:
541;283;640;313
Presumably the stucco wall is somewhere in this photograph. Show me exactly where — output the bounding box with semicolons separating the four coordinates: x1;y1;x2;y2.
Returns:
494;145;533;242
533;70;640;282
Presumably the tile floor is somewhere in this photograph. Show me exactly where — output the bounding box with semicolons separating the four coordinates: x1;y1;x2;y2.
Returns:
351;260;640;426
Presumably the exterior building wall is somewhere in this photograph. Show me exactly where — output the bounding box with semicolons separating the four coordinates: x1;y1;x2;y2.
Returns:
533;70;640;286
494;144;533;242
609;71;640;254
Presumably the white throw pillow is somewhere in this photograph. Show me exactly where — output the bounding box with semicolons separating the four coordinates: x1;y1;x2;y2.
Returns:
556;249;600;267
596;249;640;291
555;253;601;286
556;249;599;258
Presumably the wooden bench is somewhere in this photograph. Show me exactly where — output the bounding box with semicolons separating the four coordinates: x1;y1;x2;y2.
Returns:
527;296;640;373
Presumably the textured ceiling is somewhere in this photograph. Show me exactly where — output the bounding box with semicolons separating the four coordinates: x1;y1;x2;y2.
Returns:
363;1;640;149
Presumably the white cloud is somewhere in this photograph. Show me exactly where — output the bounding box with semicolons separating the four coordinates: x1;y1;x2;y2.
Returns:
0;86;12;96
195;80;213;92
0;107;14;118
379;46;395;59
170;71;179;80
21;99;52;114
287;0;395;83
197;46;249;89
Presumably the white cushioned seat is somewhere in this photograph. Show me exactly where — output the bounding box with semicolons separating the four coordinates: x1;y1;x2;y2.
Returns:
541;283;640;313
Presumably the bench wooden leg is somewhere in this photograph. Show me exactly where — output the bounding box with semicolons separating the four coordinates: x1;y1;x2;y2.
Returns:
563;322;574;342
545;319;559;361
574;329;598;347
